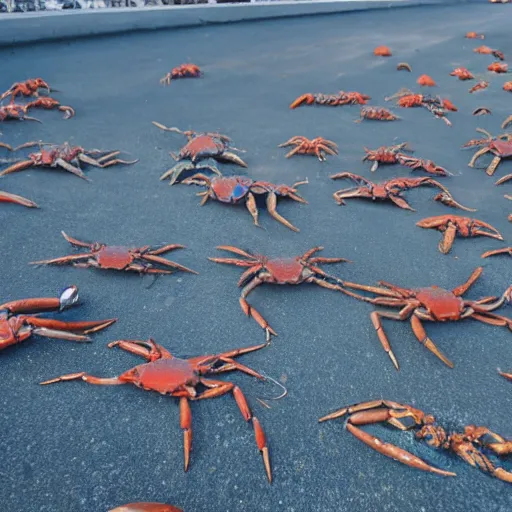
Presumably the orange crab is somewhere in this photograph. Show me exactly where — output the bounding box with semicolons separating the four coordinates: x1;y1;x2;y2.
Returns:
319;400;512;483
416;215;503;254
374;46;392;57
469;81;489;93
278;136;338;161
473;45;505;60
0;78;51;103
417;75;436;87
338;267;512;369
450;67;474;80
41;338;273;482
160;64;201;85
488;62;508;73
465;32;484;39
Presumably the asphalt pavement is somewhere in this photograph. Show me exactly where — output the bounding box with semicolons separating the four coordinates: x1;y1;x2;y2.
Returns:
0;3;511;511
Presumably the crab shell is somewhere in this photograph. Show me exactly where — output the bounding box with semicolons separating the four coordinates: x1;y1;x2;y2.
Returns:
208;176;254;203
260;257;314;284
413;286;465;321
179;135;228;162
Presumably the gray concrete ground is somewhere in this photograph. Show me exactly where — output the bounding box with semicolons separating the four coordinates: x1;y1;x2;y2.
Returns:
0;3;511;511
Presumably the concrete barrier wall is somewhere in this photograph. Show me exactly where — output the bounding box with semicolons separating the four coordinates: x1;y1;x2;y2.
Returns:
0;0;483;47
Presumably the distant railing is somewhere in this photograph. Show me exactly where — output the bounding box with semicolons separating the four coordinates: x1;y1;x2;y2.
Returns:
0;0;284;12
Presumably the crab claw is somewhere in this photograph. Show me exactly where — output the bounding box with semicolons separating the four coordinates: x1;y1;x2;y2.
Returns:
290;94;315;109
433;192;477;212
442;99;458;112
59;106;75;119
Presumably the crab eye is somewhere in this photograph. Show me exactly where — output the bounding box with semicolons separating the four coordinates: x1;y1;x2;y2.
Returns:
232;183;248;200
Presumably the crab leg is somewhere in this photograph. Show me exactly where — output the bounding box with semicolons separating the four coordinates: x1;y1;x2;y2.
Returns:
30;253;93;266
40;371;126;386
346;422;456;477
197;378;272;483
452;443;512;483
245;192;260;228
240;274;277;341
180;397;193;472
0;190;38;208
108;339;173;361
499;370;512;382
78;153;139;168
410;315;454;368
433;192;477;212
452;267;483;296
439;222;457;254
141;254;198;275
0;160;34;176
266;192;300;232
319;400;410;423
481;247;512;258
27;317;117;334
55;158;90;181
217;152;248;168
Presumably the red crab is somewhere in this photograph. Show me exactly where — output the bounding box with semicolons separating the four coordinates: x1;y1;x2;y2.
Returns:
110;504;183;512
463;128;512;176
278;136;338;161
473;46;505;60
0;104;40;123
465;32;484;39
488;62;508;73
362;143;450;176
417;75;436;87
356;106;399;122
469;81;489;93
330;173;474;211
30;231;197;275
416;215;503;254
0;285;116;352
180;172;308;232
0;189;38;208
289;91;370;109
319;400;512;483
160;63;201;85
25;97;74;119
450;67;474;80
41;338;273;482
0;141;138;181
209;245;350;340
0;78;51;103
340;267;512;369
374;46;392;57
153;122;247;184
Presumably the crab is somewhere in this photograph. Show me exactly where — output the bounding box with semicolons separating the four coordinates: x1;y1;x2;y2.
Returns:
0;189;38;208
0;78;51;103
385;89;456;125
25;97;75;119
374;46;392;56
30;231;198;276
362;143;450;176
450;67;474;80
180;172;308;232
209;245;350;340
278;136;338;162
330;173;474;212
417;75;436;87
356;106;399;122
153;122;247;184
416;215;503;254
0;141;138;181
0;285;116;352
41;338;273;482
160;63;201;85
473;46;505;60
469;81;489;93
289;91;370;109
462;128;512;176
465;32;484;39
339;267;512;369
488;62;508;73
319;400;512;483
110;504;183;512
0;104;40;123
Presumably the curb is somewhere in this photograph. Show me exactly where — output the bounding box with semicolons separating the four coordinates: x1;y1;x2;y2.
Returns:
0;0;483;47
